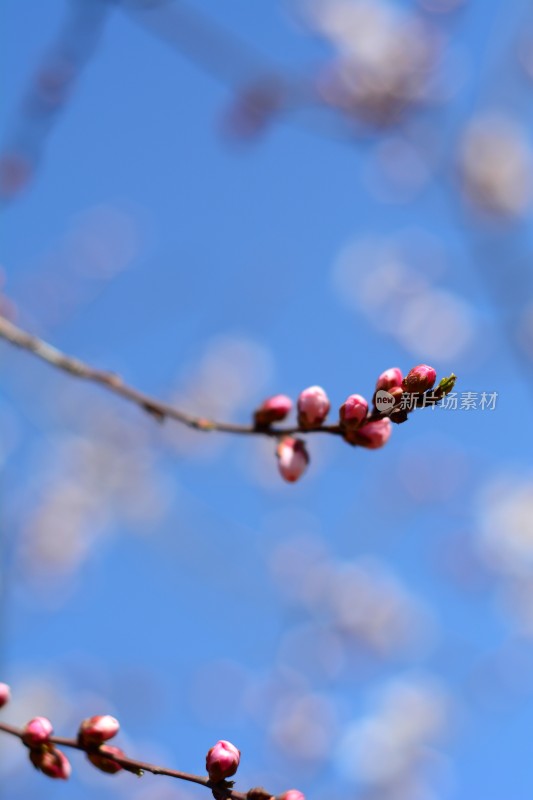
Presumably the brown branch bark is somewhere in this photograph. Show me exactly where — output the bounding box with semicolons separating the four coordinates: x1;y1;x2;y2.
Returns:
0;720;257;798
0;314;345;437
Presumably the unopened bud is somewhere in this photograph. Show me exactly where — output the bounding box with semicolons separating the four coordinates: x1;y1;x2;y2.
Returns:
254;395;292;427
297;386;330;428
402;364;436;394
375;367;403;392
87;745;124;774
206;739;241;783
339;394;368;430
78;715;120;746
22;717;53;747
247;788;274;800
0;683;10;708
390;407;409;424
276;437;309;483
388;386;404;405
29;746;71;780
343;418;392;449
279;792;306;800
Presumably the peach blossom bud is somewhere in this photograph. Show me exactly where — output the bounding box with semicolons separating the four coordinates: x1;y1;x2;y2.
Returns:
206;739;241;783
247;789;274;800
78;715;120;745
87;745;124;774
388;386;404;405
22;717;53;747
344;418;392;449
390;407;409;424
375;367;403;391
276;437;309;483
29;746;71;780
0;683;10;708
279;792;305;800
297;385;330;428
254;395;292;427
339;394;368;430
403;364;437;393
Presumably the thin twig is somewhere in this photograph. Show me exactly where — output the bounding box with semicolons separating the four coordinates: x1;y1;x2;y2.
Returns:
0;315;350;437
0;721;251;799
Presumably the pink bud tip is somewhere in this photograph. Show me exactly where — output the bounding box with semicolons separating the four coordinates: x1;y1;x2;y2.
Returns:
254;394;293;427
29;747;71;780
343;417;392;449
279;792;306;800
276;437;309;483
402;364;437;393
22;717;54;747
78;715;120;745
297;385;330;428
206;739;241;783
0;683;10;708
87;745;124;774
375;368;403;392
339;394;368;430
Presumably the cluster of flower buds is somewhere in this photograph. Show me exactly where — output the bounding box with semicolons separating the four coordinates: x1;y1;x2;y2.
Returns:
21;716;71;780
253;365;456;483
0;683;126;781
78;714;124;774
0;691;306;799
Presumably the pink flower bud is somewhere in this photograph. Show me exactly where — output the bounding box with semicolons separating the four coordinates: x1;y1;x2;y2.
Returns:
402;364;436;393
22;717;53;747
375;367;403;392
343;417;392;449
87;745;124;774
279;792;306;800
276;437;309;483
0;683;10;708
388;386;404;405
206;739;241;783
78;715;120;745
297;386;330;428
254;395;292;427
29;746;71;780
339;394;368;430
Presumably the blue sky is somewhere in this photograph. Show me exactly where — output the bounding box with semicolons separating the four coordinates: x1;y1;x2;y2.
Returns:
1;2;533;800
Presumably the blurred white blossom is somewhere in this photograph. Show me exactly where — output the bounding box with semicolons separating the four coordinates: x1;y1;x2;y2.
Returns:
459;114;532;217
335;676;449;791
304;0;440;125
332;234;476;362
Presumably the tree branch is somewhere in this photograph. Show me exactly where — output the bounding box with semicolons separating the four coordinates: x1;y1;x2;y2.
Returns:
0;720;256;799
0;314;345;437
0;314;455;486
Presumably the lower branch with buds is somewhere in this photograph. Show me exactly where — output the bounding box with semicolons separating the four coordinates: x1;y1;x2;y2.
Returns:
0;683;303;800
